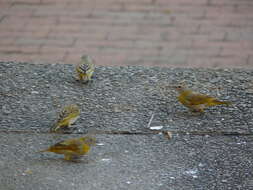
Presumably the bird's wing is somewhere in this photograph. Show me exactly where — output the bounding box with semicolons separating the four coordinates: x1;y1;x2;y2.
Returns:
58;105;79;122
184;93;212;105
52;140;80;152
58;109;71;121
78;62;91;73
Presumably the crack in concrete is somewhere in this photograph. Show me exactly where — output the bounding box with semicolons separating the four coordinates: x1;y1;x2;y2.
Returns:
0;129;252;136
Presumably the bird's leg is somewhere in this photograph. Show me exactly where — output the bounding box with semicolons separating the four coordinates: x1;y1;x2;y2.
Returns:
84;75;90;83
64;154;73;161
87;71;94;81
189;106;205;115
50;123;61;132
75;73;81;81
64;155;83;162
67;121;72;128
87;74;92;81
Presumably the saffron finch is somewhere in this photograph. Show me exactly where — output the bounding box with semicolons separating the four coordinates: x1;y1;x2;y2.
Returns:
75;55;95;82
50;104;80;132
39;136;96;161
173;85;231;113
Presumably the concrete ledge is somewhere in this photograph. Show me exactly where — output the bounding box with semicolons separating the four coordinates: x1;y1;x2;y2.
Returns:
0;62;253;189
1;133;253;190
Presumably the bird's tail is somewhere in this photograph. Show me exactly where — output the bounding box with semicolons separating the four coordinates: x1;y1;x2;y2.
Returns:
36;149;49;153
209;99;232;106
50;123;60;132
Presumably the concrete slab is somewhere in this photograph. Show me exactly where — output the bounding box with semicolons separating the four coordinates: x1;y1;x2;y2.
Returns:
0;133;253;190
0;62;253;134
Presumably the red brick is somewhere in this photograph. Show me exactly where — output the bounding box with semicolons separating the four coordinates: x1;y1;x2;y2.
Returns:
7;5;36;17
21;28;51;38
40;0;67;4
11;0;42;4
210;57;249;68
26;17;57;26
0;0;252;68
0;46;21;54
64;52;127;66
0;38;16;46
49;31;107;41
0;16;28;31
0;3;12;11
192;40;251;51
205;6;236;19
187;56;250;68
247;55;253;66
208;31;226;41
75;40;135;52
0;53;25;62
236;5;253;14
208;0;247;7
220;46;253;57
156;0;207;6
0;45;40;54
32;52;67;63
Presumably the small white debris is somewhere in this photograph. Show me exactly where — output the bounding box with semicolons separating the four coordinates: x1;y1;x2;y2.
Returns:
97;143;104;146
2;105;11;114
126;181;131;184
163;131;172;139
31;91;39;94
237;141;246;145
169;176;175;179
101;158;111;162
150;126;163;130
184;169;198;178
22;168;32;176
185;169;198;175
77;129;82;133
147;113;155;128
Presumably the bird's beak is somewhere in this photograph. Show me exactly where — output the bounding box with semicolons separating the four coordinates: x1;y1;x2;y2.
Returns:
168;85;177;89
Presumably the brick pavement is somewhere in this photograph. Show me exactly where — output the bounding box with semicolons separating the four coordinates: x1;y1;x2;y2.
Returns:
0;0;253;68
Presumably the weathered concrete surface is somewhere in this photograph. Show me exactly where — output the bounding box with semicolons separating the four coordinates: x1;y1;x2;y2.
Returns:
0;62;253;189
0;133;253;190
1;62;253;133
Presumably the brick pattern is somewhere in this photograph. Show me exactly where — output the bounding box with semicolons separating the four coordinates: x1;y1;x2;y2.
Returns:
0;0;253;68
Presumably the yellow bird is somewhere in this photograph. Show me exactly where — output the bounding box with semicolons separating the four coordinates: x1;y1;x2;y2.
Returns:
39;136;97;161
173;85;231;113
50;104;80;132
76;55;95;82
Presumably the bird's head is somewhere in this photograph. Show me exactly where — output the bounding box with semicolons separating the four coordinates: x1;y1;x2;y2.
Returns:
172;85;184;92
170;81;187;92
81;55;92;63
